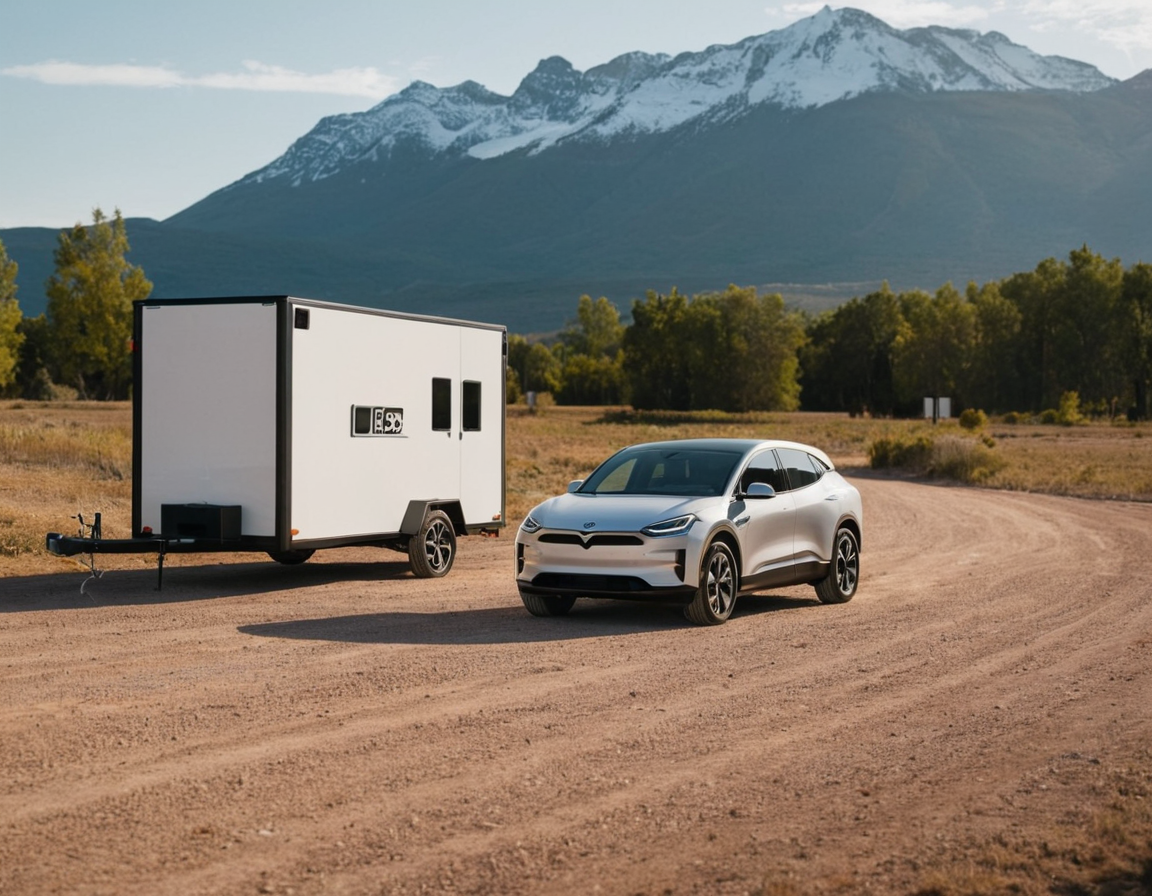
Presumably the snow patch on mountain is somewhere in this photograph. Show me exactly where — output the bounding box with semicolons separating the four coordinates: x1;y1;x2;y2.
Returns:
237;5;1116;188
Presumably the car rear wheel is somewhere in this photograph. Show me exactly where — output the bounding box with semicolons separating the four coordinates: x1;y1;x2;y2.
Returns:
408;510;456;578
815;527;859;604
685;541;737;625
519;590;576;617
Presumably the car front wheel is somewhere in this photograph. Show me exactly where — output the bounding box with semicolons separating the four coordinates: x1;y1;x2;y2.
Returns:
815;527;859;604
685;541;737;625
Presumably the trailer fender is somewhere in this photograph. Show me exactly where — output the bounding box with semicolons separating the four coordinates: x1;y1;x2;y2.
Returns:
400;500;466;537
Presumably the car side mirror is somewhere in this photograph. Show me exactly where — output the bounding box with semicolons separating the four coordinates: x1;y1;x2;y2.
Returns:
566;480;584;493
743;482;776;499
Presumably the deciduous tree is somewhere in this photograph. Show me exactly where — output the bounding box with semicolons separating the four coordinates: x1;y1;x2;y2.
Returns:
46;208;152;399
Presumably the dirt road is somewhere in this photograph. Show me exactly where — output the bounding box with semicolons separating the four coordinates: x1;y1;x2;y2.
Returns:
2;477;1150;895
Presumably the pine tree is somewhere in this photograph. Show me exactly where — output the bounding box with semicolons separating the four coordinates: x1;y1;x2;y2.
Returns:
46;208;152;399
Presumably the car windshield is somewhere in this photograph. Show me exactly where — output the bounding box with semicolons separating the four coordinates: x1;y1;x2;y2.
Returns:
579;447;744;497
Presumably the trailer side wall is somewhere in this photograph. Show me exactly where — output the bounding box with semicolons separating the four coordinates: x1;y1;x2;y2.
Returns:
289;304;504;540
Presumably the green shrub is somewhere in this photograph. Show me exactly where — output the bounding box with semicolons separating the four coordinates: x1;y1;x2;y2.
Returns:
1057;390;1084;426
958;408;987;430
1040;408;1060;425
868;434;934;470
929;435;1005;483
869;432;1003;483
1000;411;1023;424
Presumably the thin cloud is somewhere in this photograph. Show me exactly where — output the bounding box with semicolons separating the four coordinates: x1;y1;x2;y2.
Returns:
2;59;400;99
1013;1;1152;54
769;1;989;28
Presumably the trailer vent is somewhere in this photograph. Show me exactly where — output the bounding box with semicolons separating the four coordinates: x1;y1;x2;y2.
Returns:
294;307;310;330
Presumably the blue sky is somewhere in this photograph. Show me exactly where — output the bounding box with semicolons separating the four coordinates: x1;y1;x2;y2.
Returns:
2;0;1150;229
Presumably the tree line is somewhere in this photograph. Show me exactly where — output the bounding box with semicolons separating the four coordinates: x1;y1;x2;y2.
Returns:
512;247;1152;419
1;214;1148;419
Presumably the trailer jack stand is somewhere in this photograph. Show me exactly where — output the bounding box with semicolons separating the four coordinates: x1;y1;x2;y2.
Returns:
76;512;104;600
79;560;104;599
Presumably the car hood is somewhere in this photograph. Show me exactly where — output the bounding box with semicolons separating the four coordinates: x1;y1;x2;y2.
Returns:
527;493;715;533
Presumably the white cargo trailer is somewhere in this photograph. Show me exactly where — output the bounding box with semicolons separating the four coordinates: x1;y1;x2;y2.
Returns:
48;296;506;582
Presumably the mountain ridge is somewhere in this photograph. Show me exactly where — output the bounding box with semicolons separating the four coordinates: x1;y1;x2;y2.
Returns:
222;5;1116;194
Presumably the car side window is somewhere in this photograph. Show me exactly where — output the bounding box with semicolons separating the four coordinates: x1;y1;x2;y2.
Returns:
778;447;821;490
739;450;788;494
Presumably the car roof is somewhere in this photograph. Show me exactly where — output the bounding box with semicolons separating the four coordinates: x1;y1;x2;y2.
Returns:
614;438;835;470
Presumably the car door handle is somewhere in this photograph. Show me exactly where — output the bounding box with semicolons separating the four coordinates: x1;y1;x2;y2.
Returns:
735;515;750;527
824;493;840;501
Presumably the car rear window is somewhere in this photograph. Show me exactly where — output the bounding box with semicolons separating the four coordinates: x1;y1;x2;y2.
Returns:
777;447;823;489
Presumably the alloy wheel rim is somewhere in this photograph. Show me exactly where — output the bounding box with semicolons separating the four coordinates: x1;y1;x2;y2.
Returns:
706;549;735;615
835;534;858;595
425;521;452;571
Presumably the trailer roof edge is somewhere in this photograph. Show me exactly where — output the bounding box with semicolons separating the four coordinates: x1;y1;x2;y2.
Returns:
136;296;506;332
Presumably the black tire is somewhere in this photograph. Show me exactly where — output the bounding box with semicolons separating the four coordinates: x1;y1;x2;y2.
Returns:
408;510;456;578
815;527;859;604
684;541;738;625
519;589;576;617
267;549;315;565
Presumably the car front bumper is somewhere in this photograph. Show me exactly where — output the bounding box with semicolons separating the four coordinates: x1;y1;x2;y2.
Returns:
516;528;701;601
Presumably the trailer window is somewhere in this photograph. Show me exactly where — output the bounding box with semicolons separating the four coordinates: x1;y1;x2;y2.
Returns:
463;381;481;431
432;378;452;431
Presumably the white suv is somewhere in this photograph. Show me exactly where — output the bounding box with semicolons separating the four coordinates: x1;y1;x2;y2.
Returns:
515;438;862;625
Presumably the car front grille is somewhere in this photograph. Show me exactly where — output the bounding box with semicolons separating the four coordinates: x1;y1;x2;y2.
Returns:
531;573;652;592
537;534;644;549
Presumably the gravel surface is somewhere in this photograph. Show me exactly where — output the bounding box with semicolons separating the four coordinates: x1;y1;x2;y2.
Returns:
1;477;1150;895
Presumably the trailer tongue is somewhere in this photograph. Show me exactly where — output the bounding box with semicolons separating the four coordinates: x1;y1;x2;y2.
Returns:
47;513;209;590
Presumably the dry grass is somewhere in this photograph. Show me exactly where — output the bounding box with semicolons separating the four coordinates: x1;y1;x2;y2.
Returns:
2;401;1150;576
0;402;134;575
908;753;1152;896
507;406;1152;518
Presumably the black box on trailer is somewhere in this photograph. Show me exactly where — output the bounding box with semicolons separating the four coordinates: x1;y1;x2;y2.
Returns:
161;504;242;542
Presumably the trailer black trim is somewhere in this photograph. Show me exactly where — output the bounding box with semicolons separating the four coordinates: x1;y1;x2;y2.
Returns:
276;298;293;553
131;305;144;537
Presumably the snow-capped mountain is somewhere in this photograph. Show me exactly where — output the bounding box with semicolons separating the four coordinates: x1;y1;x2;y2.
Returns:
242;5;1115;187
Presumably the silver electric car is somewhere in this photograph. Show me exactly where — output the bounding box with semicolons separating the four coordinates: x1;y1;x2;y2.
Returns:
515;438;862;625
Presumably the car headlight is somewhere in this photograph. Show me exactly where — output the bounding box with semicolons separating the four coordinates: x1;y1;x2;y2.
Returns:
520;515;542;534
641;513;696;537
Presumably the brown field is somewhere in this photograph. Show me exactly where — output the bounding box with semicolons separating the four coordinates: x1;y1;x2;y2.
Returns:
2;401;1151;576
1;400;1151;895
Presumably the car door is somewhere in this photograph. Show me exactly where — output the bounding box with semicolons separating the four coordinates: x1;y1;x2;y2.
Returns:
777;447;840;573
731;449;795;588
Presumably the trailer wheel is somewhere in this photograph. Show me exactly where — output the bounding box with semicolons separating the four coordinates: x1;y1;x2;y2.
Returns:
408;510;456;578
268;549;315;565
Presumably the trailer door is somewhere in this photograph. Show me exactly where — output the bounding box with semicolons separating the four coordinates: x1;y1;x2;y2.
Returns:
458;327;504;527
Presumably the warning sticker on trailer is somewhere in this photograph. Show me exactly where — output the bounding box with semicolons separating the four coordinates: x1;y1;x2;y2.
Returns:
351;406;404;437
